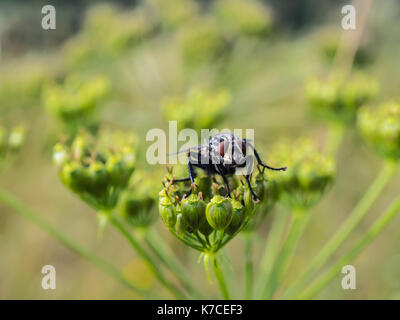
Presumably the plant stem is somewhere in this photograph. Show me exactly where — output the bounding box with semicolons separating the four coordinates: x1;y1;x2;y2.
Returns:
282;160;397;299
0;188;154;299
244;233;254;299
326;122;345;156
262;207;309;299
144;229;204;299
212;255;230;300
300;195;400;299
256;209;288;297
109;215;187;299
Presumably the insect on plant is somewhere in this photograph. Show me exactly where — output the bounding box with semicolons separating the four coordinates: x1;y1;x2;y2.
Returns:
172;133;288;200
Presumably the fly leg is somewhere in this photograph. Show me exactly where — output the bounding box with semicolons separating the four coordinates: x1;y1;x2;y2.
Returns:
185;161;197;197
244;140;287;171
170;161;197;198
216;165;231;198
245;175;259;201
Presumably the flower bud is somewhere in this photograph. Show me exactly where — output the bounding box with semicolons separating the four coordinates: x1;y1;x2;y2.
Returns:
159;196;177;229
176;213;193;235
255;172;267;201
357;101;400;160
243;187;255;216
206;195;233;231
195;176;212;200
106;155;132;187
61;161;88;192
306;75;378;124
179;19;227;68
199;219;213;237
88;161;109;196
214;0;272;38
121;146;136;169
120;194;156;228
162;86;231;131
53;143;69;168
269;138;336;208
181;194;206;231
225;200;246;236
8;125;26;152
71;135;90;160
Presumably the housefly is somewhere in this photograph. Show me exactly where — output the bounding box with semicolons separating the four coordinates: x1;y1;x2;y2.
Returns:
172;133;287;200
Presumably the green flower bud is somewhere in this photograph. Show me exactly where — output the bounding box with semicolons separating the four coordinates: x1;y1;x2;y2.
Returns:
269;138;336;208
54;129;137;211
61;161;88;192
255;172;267;201
179;18;227;67
176;213;193;235
106;155;132;187
181;194;206;231
53;143;69;168
225;200;246;236
195;176;212;200
8;125;26;152
206;195;233;231
357;101;400;160
71;135;90;160
42;74;110;131
159;196;177;229
214;0;272;38
147;0;198;29
120;194;156;228
199;219;213;237
306;75;378;124
88;161;109;196
162;87;231;132
121;146;136;169
243;186;255;217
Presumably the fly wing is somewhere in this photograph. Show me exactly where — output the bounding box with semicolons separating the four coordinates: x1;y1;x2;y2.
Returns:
167;145;203;157
188;144;212;165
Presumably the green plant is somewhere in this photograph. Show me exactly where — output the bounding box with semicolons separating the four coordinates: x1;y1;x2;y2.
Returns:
43;74;111;135
213;0;272;38
158;168;268;299
162;87;231;131
2;0;400;302
0;124;26;170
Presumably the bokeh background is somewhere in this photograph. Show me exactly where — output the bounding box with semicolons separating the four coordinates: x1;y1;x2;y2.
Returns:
1;0;400;299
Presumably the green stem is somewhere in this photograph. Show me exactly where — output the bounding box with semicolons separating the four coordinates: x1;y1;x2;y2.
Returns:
0;188;154;299
109;215;187;299
300;195;400;299
244;233;254;299
212;255;230;300
256;209;289;297
282;160;397;299
326;122;345;156
262;207;309;299
144;229;204;299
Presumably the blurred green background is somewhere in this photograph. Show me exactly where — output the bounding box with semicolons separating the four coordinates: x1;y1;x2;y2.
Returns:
1;0;400;299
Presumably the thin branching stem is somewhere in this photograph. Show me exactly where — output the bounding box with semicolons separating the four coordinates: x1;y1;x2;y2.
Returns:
300;195;400;299
282;160;397;299
109;215;187;299
212;255;230;300
144;229;204;299
244;233;254;299
0;188;155;299
256;209;289;297
262;207;310;299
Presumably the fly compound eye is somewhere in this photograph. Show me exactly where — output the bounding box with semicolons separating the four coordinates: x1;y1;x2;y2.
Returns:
219;141;227;157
